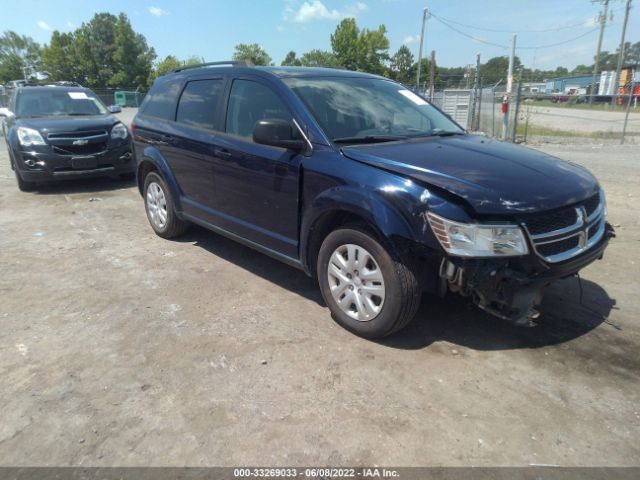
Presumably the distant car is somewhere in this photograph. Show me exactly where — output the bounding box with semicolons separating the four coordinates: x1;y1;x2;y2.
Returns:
0;85;135;191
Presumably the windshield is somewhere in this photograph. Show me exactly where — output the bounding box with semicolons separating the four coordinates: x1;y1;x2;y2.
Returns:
15;89;109;117
284;77;464;143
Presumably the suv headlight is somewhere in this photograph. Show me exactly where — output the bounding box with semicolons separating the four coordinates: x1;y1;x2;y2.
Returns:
427;212;529;257
17;127;46;146
110;122;128;140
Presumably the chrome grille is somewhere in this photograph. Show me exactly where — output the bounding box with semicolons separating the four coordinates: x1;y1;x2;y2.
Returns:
47;130;109;156
523;192;605;263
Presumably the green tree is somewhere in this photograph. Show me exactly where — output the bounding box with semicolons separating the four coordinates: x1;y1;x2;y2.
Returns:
110;13;156;88
281;51;301;66
626;41;640;65
300;49;340;67
149;55;181;83
41;31;77;82
390;45;414;84
232;43;272;65
0;31;41;83
572;64;591;75
70;13;154;89
330;18;389;74
479;55;522;86
149;55;200;83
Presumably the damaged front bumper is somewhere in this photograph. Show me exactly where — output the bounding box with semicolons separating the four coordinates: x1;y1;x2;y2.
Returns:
439;222;616;326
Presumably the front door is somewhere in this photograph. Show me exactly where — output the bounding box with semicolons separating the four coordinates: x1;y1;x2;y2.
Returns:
210;78;302;258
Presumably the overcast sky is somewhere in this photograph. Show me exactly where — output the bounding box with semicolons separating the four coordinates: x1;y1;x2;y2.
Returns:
7;0;640;70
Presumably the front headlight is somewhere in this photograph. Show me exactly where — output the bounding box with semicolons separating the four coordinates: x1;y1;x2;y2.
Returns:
427;212;529;257
110;122;128;140
17;127;46;146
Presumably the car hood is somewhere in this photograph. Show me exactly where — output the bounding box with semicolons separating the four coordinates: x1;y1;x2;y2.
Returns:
341;135;599;215
17;115;120;135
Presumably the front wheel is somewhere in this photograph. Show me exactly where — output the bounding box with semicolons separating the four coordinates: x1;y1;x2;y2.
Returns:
317;227;421;338
143;172;189;238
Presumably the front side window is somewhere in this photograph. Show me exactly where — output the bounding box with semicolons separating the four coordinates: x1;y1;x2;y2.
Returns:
176;79;223;130
225;80;290;139
15;89;108;117
284;77;463;142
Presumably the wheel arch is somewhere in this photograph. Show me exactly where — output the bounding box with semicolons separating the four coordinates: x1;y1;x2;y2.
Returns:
301;187;418;275
137;147;182;211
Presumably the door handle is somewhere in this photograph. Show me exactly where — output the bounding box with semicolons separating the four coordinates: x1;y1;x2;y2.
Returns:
214;148;232;159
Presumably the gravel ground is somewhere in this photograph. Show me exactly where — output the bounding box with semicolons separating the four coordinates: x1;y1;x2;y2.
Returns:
0;123;639;466
524;104;640;135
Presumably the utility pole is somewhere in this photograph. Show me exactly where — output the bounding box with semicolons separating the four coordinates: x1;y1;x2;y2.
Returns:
429;50;436;101
590;0;609;105
512;67;523;142
470;53;481;131
503;33;516;140
612;0;632;106
621;71;638;144
416;7;428;92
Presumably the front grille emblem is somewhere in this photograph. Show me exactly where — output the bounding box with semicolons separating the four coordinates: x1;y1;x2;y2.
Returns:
72;139;89;146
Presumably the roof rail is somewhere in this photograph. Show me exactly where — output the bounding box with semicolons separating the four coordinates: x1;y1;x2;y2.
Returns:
171;60;254;73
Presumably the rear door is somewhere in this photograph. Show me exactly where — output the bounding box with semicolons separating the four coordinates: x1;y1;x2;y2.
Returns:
168;76;225;209
209;77;302;258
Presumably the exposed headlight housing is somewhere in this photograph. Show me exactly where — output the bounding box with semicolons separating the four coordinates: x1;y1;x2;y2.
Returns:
427;212;529;257
110;122;128;140
17;127;46;146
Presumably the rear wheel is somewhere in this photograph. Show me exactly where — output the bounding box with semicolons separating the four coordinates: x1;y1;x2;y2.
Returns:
143;172;188;238
317;227;421;338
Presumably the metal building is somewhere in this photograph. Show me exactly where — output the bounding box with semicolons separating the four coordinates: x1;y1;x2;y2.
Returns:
545;75;592;94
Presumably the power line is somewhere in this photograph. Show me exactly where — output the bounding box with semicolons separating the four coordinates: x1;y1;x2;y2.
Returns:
519;27;601;49
429;14;509;49
430;7;623;34
430;13;601;51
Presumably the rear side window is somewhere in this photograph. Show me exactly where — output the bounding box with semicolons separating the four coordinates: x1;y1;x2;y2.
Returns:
176;79;223;130
225;80;290;139
139;78;182;119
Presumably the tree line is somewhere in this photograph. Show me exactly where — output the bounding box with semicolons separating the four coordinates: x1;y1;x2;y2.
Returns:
1;13;639;92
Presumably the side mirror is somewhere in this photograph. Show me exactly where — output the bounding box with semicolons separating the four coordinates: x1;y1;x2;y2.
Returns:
0;107;14;119
108;105;122;114
253;118;305;150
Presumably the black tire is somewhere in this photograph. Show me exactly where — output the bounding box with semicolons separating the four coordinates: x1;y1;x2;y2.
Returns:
119;171;136;181
317;226;421;339
143;171;189;238
9;156;36;192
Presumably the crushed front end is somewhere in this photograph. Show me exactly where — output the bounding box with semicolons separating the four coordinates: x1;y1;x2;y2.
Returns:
427;190;615;326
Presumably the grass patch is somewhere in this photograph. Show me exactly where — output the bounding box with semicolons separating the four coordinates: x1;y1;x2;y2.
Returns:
515;123;628;139
525;99;633;112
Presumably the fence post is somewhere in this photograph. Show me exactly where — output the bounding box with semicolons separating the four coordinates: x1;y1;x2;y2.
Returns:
511;70;523;142
621;76;637;145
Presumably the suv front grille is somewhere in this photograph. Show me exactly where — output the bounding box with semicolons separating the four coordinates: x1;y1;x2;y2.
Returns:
47;130;109;156
522;192;605;263
52;142;106;155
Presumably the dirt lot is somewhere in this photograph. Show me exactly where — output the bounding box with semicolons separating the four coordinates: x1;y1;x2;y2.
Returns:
0;118;639;466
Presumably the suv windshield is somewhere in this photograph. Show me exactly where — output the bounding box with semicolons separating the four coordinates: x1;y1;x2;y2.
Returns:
15;89;109;118
284;77;463;143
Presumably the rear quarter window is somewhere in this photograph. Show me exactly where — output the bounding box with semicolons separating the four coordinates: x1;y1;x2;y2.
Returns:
139;78;182;120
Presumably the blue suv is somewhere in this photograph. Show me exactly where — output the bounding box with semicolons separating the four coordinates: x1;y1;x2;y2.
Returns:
132;61;613;338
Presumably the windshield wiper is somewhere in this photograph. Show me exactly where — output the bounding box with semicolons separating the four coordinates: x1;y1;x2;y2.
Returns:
430;130;465;137
333;135;407;144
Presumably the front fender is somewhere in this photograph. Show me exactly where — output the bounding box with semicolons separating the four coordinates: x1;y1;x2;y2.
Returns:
300;185;420;271
137;146;183;211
